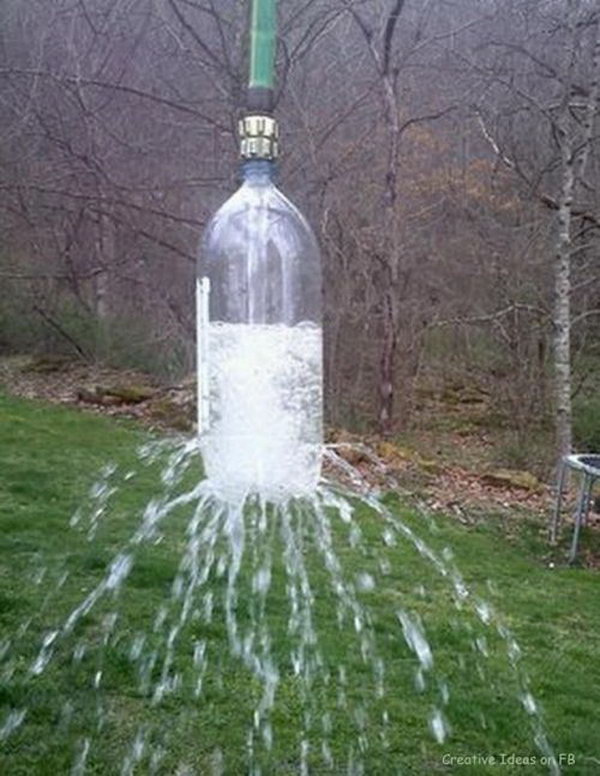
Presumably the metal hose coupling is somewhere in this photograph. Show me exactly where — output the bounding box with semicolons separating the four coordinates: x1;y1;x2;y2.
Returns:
239;114;279;160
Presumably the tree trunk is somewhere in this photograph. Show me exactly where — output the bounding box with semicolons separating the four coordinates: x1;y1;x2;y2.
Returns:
94;213;115;321
378;290;397;435
553;10;600;466
553;137;574;464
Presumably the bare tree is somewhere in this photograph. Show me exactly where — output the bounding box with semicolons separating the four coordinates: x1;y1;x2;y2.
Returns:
2;0;600;458
464;0;600;465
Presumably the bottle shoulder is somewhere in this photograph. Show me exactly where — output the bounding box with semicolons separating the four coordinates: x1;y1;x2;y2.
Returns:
204;181;319;254
205;181;312;232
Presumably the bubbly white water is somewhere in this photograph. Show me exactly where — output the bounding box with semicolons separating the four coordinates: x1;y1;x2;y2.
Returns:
199;322;322;503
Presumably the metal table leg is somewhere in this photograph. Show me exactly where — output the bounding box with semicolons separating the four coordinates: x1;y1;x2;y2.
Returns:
569;473;593;563
581;475;597;527
550;458;567;544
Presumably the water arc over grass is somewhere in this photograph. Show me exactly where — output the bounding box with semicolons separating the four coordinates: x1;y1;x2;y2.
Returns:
0;434;561;774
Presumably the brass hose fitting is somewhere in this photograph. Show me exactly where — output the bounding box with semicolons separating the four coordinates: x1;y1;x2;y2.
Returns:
239;114;279;160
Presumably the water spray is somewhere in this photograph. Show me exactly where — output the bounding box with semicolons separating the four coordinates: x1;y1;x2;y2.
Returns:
0;4;561;773
197;0;323;503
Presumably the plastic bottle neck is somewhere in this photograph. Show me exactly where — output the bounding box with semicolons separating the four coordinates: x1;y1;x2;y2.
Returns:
241;159;276;184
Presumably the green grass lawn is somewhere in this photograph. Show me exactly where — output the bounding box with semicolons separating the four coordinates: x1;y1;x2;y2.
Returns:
0;392;599;775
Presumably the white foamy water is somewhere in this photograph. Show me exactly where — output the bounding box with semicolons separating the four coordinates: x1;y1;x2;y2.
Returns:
199;322;322;503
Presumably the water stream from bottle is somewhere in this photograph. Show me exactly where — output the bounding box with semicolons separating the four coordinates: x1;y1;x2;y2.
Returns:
0;429;559;774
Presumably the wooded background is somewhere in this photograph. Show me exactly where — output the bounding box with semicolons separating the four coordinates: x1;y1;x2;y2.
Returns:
2;0;600;470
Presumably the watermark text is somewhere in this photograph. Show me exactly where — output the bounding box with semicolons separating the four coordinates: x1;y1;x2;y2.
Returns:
441;753;576;768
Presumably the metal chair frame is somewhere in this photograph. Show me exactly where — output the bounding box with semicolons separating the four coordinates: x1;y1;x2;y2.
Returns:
550;454;600;563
